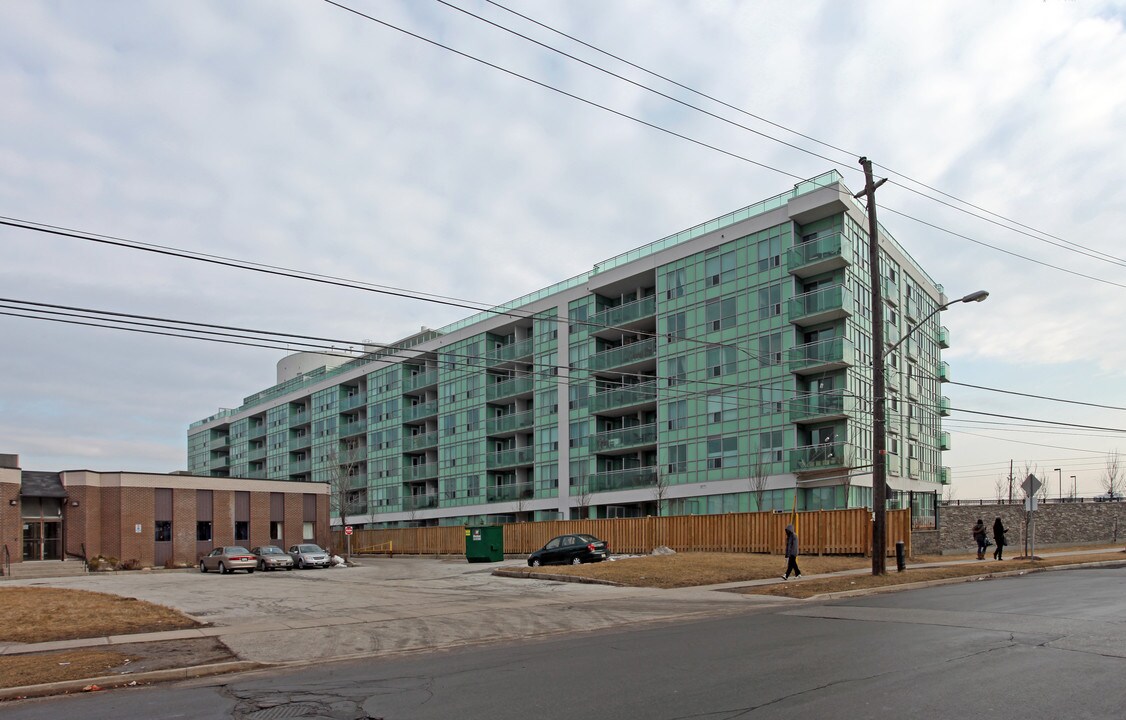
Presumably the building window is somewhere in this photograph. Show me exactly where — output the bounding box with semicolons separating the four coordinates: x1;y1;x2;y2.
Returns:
707;391;738;423
270;521;283;541
664;268;686;299
758;283;782;319
758;333;782;366
705;249;736;286
666;356;687;386
667;400;687;430
467;475;480;498
196;521;212;542
667;444;687;474
302;521;314;540
155;521;172;542
707;436;738;469
757;236;782;271
235;521;249;541
761;384;784;414
705;296;737;331
759;430;784;464
706;347;736;377
664;311;685;342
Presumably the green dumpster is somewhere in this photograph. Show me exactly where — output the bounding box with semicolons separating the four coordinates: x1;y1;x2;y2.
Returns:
465;525;504;563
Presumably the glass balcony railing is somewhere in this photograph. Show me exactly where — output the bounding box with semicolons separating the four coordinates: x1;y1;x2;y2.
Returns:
209;453;230;468
486;482;534;502
937;361;951;382
938;431;951;451
403;431;438;452
786;232;847;273
938;325;950;349
288;435;311;451
403;494;438;511
938;396;951;416
881;276;899;305
290;410;309;426
589;423;658;453
404;464;438;481
403;401;438;422
939;466;951;485
788;338;854;372
247;446;267;461
789;441;851;472
404;369;438;392
246;468;268;480
339;420;367;438
248;423;267;440
486;376;535;401
587;338;657;372
588;381;659;413
577;466;658;494
486;409;535;435
340;393;366;411
587;296;657;330
486;447;535;469
488;338;534;364
288;458;311;474
788;393;853;423
788;284;852;323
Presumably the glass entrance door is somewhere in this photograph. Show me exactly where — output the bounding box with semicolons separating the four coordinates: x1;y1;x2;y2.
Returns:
22;520;61;561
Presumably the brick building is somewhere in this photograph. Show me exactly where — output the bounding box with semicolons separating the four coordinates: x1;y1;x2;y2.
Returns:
0;453;329;570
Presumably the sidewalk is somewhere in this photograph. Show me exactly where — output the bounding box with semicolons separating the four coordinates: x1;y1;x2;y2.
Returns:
2;548;1121;700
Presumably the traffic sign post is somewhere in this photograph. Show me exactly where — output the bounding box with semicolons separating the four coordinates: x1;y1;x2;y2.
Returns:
1021;474;1041;559
344;525;353;559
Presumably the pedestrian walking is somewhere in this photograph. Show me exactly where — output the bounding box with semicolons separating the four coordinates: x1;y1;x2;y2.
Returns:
782;523;801;580
992;517;1008;560
972;518;987;560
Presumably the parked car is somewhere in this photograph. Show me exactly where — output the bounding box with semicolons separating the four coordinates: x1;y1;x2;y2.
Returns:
528;534;610;567
252;545;294;571
288;543;330;569
199;546;257;574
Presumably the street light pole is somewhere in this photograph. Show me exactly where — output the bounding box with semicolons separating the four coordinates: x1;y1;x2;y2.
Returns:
1055;468;1062;502
1071;475;1077;500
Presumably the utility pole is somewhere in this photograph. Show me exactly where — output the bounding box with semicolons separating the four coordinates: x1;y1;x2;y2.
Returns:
858;157;888;575
1008;460;1013;504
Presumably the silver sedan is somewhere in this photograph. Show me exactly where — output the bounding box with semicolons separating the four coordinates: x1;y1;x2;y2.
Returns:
252;545;295;571
288;543;330;569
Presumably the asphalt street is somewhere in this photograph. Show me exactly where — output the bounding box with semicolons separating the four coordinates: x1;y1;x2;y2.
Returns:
4;565;1124;719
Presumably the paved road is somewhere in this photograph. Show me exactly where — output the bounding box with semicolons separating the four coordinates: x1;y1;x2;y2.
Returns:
5;566;1124;719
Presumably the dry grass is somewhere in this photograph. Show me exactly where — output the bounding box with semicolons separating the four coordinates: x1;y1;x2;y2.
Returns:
0;587;200;644
0;650;131;689
517;547;1126;591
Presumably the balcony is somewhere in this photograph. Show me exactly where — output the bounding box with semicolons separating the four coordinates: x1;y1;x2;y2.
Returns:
209;452;230;469
402;431;438;452
788;392;854;424
789;441;851;472
403;401;438;422
248;423;267;440
588;381;658;415
938;396;951;416
786;232;849;278
788;338;854;375
487;337;534;365
339;419;367;438
590;423;658;454
210;434;230;449
289;458;311;474
486;482;534;502
290;410;309;426
937;361;951;382
939;466;951;485
788;285;852;327
246;468;268;480
885;368;900;391
404;369;438;392
938;325;950;349
486;409;535;436
403;493;438;511
288;435;311;452
882;276;899;306
403;464;438;481
578;466;658;494
486;447;535;469
908;458;921;479
587;338;657;373
340;393;366;412
908;419;921;439
486;376;535;402
938;431;951;451
247;446;267;461
884;323;901;349
587;296;657;337
906;339;919;361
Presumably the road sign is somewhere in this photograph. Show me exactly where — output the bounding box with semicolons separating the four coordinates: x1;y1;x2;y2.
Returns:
1021;473;1042;498
344;526;353;536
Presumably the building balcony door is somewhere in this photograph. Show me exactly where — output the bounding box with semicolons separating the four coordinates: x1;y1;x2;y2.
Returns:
23;519;62;561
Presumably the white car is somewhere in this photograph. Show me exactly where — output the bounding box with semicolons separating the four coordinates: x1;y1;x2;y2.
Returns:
288;543;330;569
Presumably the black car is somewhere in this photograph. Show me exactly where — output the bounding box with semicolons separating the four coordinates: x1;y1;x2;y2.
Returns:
528;534;610;566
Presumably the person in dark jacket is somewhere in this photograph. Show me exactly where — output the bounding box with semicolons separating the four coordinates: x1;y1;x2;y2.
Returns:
972;518;987;560
782;524;801;580
992;517;1008;560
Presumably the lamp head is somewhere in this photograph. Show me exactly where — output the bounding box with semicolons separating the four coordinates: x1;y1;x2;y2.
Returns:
960;290;989;304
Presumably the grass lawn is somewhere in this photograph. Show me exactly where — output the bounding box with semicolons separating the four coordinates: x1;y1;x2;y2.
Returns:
0;587;200;644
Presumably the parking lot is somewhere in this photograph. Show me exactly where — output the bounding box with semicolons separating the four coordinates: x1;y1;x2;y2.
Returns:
8;557;768;664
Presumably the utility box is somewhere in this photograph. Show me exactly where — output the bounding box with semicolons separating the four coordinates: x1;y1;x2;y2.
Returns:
465;525;504;563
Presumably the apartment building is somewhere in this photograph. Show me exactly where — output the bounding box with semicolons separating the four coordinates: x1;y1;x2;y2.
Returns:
188;171;951;528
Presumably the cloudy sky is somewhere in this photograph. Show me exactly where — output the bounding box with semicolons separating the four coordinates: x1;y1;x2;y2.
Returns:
3;0;1125;500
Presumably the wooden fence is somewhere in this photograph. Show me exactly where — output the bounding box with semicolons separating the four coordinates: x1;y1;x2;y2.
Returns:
337;508;911;558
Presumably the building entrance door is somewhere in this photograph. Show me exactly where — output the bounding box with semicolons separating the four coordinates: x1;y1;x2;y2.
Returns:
22;519;62;561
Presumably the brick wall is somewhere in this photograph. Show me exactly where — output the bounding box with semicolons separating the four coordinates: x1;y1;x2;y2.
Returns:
173;488;197;563
250;492;271;549
0;470;20;564
285;494;304;549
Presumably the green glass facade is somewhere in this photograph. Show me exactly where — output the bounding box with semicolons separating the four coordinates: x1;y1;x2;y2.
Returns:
188;171;950;527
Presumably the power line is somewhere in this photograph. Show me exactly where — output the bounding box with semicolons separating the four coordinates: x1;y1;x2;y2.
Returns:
948;381;1126;412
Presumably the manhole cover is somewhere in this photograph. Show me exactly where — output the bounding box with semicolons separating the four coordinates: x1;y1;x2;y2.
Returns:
246;703;324;719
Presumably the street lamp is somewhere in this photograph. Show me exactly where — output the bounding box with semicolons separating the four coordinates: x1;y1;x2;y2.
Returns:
1070;475;1077;500
870;289;989;574
1055;468;1062;502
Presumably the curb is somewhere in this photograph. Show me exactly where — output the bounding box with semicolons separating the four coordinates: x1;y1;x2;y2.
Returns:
492;567;623;586
0;660;264;702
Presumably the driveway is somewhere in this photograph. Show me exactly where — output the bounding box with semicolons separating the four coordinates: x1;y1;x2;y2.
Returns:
8;558;776;664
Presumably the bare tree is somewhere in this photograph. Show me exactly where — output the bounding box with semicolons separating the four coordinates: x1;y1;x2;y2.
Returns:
574;480;592;520
326;444;365;560
653;470;671;517
993;476;1007;504
1102;450;1122;498
748;453;769;512
942;482;956;505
